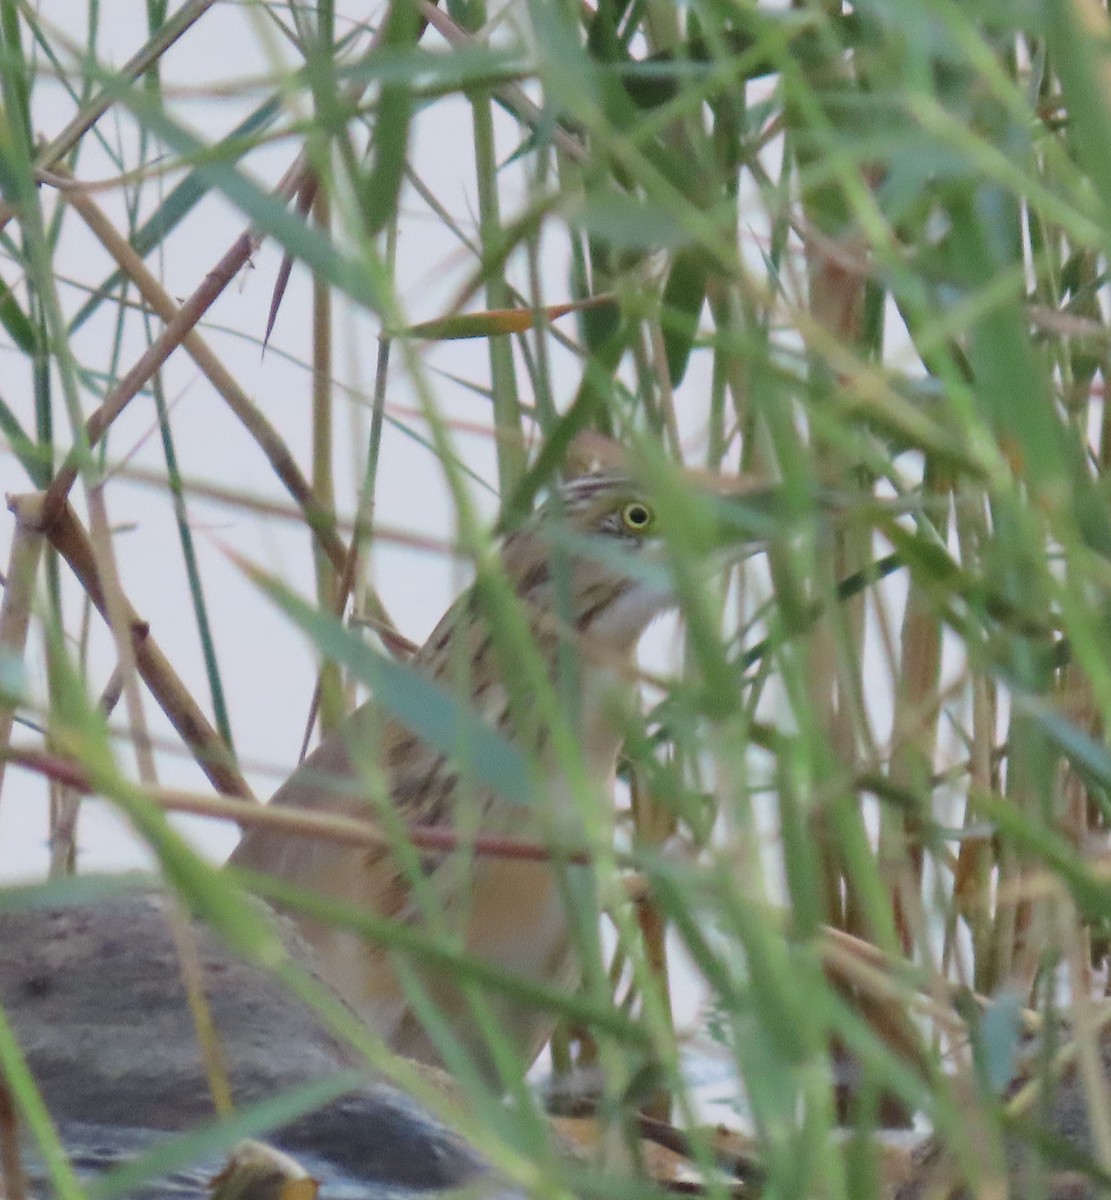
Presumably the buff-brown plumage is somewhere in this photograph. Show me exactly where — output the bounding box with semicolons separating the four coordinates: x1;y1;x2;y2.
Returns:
229;472;675;1076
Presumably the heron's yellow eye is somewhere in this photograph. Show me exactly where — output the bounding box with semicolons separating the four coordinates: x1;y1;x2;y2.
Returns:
621;501;655;533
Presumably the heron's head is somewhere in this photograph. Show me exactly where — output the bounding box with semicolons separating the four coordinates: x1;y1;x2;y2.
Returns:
499;471;676;649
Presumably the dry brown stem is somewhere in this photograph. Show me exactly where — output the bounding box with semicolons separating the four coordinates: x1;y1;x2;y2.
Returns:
6;743;595;865
0;512;44;808
86;481;159;786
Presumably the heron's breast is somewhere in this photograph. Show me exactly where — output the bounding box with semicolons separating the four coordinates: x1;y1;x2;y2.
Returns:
463;856;575;981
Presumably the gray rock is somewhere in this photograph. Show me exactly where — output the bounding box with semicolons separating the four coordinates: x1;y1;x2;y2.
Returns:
0;891;496;1198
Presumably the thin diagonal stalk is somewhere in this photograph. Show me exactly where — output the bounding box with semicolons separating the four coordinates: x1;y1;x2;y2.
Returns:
150;367;234;750
311;183;343;734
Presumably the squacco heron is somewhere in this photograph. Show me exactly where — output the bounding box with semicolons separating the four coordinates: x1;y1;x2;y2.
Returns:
230;471;704;1076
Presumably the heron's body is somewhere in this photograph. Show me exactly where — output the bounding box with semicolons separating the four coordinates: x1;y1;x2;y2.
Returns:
229;473;673;1074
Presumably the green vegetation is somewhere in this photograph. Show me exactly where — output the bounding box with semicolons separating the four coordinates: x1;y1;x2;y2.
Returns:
4;1;1111;1196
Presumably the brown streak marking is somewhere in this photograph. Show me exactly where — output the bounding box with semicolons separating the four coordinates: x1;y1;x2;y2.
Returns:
578;585;625;630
